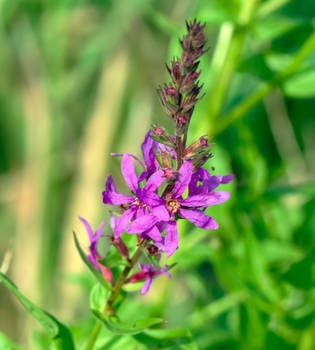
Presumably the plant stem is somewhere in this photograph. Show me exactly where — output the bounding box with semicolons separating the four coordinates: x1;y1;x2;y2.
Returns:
214;29;315;135
84;242;144;350
85;322;102;350
105;243;144;312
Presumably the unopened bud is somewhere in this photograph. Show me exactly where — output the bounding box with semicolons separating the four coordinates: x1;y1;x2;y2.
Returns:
111;236;130;261
163;168;177;180
184;136;209;157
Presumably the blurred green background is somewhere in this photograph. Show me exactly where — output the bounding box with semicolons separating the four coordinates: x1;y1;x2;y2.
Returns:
0;0;314;349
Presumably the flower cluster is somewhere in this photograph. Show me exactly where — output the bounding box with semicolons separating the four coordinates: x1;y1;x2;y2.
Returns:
77;19;233;295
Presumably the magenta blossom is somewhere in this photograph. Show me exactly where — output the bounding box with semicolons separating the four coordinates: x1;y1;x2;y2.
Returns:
189;167;234;196
79;216;105;269
126;161;230;257
102;153;168;238
79;217;113;284
110;131;160;183
128;264;172;295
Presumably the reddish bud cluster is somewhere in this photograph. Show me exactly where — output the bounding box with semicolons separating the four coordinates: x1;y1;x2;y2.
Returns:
159;20;206;136
181;20;206;68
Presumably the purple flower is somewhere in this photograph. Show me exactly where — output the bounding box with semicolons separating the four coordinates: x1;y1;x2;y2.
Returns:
79;217;114;284
111;131;160;183
79;216;105;269
189;167;234;196
128;264;172;295
126;161;231;257
102;153;167;238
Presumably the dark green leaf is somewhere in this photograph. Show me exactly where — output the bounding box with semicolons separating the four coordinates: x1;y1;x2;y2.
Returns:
282;251;315;289
0;273;75;350
93;310;163;335
134;328;198;350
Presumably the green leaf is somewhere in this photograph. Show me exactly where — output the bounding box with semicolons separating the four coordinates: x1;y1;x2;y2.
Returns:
93;310;163;335
73;231;112;291
253;15;301;40
98;252;129;268
0;333;23;350
90;283;110;314
283;69;315;97
0;273;75;350
134;328;198;349
282;251;315;289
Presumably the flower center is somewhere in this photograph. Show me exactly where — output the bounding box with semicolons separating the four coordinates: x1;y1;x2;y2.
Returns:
166;199;180;215
132;197;146;208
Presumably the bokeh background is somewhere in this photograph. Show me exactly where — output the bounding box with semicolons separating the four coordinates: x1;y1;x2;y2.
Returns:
0;0;314;349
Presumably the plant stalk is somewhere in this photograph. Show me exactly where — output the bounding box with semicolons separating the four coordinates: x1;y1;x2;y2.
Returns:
84;242;144;350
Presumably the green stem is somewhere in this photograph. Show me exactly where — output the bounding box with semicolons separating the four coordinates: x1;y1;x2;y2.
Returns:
105;243;144;312
84;322;102;350
214;29;315;135
84;243;144;350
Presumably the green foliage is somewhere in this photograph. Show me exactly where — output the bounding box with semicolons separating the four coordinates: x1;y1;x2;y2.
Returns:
73;232;112;291
0;0;314;349
0;333;23;350
0;273;74;350
93;311;164;335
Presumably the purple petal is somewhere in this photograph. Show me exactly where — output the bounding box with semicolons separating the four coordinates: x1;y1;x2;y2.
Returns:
125;214;158;234
144;170;165;192
94;221;106;241
154;270;172;279
136;189;163;207
114;208;135;238
138;171;149;183
164;220;178;258
173;161;193;199
102;190;133;206
103;176;133;205
79;216;94;243
87;253;99;269
188;168;211;195
109;215;118;232
178;208;218;229
141;277;152;295
151;205;170;221
179;191;230;207
121;153;138;193
220;174;234;184
139;264;150;273
145;225;162;242
141;131;158;173
111;152;145;170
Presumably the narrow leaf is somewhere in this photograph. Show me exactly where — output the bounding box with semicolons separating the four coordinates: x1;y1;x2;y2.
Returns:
0;273;75;350
134;328;198;350
93;310;163;335
73;231;112;291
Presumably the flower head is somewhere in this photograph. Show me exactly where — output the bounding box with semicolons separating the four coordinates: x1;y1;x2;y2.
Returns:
126;161;231;257
102;153;167;238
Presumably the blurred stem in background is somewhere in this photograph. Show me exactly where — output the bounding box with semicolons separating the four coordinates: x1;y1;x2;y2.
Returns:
214;29;315;135
204;0;261;132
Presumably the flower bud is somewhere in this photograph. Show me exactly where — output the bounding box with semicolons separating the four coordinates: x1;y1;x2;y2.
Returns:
184;136;209;157
163;168;177;180
111;236;130;261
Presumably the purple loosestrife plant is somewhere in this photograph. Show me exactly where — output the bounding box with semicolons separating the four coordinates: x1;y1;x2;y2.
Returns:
74;19;233;348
